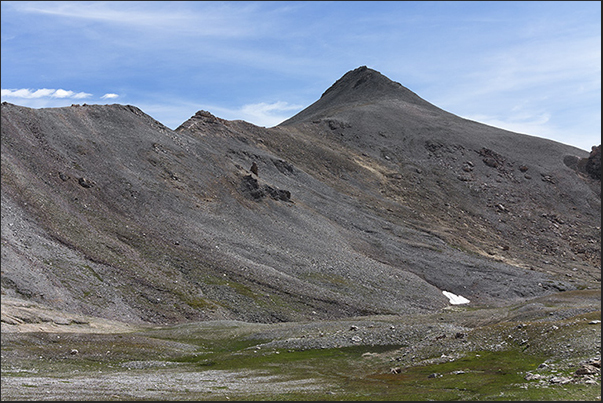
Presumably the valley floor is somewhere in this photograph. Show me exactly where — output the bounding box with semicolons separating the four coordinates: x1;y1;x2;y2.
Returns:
1;289;601;401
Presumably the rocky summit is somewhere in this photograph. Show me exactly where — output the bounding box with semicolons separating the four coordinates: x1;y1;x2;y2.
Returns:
1;66;600;326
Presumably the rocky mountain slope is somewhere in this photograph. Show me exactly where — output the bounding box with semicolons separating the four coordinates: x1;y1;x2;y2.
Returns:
1;67;600;328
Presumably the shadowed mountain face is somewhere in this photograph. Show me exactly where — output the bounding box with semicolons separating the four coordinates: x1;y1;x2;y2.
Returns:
1;67;600;325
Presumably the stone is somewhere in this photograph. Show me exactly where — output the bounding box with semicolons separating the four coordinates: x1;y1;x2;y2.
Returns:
525;372;543;381
250;162;258;176
78;177;94;188
575;364;600;376
549;376;571;384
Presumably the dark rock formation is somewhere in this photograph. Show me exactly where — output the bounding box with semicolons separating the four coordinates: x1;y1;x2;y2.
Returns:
241;174;291;202
584;145;601;180
250;162;258;176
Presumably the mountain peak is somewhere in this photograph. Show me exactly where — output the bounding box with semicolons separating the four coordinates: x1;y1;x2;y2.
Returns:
319;66;403;99
279;66;434;126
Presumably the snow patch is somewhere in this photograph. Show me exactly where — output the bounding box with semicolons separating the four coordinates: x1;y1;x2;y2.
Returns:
442;291;470;305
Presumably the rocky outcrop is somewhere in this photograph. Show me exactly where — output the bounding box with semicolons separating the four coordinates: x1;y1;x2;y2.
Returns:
241;174;291;202
584;145;601;180
570;144;601;180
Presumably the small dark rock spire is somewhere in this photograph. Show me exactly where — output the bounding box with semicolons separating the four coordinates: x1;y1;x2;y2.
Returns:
250;162;258;176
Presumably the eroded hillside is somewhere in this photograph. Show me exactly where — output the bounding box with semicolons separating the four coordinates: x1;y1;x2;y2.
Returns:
1;67;600;327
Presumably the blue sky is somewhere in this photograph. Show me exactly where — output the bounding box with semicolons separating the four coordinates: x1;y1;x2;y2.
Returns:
1;1;600;151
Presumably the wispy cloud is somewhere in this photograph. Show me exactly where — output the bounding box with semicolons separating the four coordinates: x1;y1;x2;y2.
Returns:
416;25;600;152
464;112;553;137
138;100;304;129
176;101;303;128
238;101;304;127
9;1;267;38
101;93;119;100
1;88;92;99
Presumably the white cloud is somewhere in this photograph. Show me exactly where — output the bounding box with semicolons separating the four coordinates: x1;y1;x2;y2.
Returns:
464;111;598;151
139;100;305;129
101;93;119;100
241;101;301;115
54;89;91;99
237;101;304;127
465;112;553;136
1;88;92;99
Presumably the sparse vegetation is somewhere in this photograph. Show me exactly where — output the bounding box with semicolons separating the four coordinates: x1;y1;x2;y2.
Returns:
1;293;600;400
